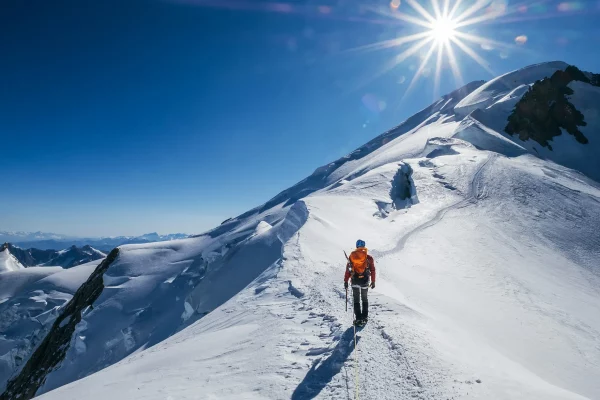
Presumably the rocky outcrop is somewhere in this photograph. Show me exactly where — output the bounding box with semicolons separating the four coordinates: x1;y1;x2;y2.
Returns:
1;248;120;400
505;65;599;150
41;245;105;268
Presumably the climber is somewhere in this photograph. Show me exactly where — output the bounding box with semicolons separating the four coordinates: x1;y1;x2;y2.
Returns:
344;239;376;326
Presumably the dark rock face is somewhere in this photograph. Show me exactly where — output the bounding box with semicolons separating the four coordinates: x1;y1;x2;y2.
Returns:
0;248;120;400
505;65;599;150
43;245;105;269
2;244;55;267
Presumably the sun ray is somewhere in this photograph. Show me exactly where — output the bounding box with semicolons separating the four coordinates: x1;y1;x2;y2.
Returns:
341;0;564;100
405;42;438;95
450;36;495;76
455;2;519;29
433;41;444;99
454;31;523;52
453;0;490;24
431;0;443;20
447;0;464;20
405;0;437;24
344;31;431;54
445;39;464;87
384;10;439;29
394;36;436;64
472;9;588;26
345;37;435;95
442;0;451;18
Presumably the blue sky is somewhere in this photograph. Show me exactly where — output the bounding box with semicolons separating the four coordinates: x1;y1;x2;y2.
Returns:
1;0;599;237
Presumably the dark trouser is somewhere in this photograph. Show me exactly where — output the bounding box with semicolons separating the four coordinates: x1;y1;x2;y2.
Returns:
352;286;369;321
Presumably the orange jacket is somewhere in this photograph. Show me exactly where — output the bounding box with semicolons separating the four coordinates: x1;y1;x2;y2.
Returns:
344;255;375;283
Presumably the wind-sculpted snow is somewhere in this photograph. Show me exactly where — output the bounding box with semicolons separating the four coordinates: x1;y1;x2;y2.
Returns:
455;62;600;181
454;61;569;117
0;249;24;273
0;261;100;393
211;81;486;229
7;61;600;400
453;112;528;157
36;132;600;399
2;195;310;398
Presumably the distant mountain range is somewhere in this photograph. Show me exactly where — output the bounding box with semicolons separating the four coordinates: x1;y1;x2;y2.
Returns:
0;243;106;269
0;231;190;251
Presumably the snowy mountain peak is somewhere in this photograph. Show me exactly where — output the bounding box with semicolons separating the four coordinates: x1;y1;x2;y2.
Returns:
453;61;600;181
454;61;569;118
0;243;106;269
0;247;25;272
3;61;600;400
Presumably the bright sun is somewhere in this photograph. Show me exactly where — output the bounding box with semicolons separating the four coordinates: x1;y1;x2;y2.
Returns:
352;0;509;99
429;17;457;43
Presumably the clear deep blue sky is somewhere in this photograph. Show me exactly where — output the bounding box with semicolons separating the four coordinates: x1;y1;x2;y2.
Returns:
1;0;599;236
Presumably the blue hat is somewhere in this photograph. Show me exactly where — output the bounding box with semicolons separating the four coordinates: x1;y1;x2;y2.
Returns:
356;239;366;248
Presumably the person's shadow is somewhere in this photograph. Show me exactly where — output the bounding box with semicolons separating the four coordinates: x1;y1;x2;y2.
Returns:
291;327;360;400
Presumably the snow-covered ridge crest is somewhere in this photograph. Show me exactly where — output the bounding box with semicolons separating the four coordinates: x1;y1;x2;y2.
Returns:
4;61;600;400
455;62;600;181
0;259;102;394
2;243;105;268
454;61;569;117
0;246;24;272
2;194;312;397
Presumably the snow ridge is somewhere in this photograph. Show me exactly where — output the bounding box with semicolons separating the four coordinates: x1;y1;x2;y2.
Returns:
4;61;600;400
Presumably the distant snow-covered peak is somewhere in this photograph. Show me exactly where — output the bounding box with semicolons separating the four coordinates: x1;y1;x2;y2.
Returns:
0;248;25;272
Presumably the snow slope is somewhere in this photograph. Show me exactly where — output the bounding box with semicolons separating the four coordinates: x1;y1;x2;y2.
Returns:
454;61;568;117
454;62;600;182
0;249;24;273
0;261;101;392
6;61;600;400
36;138;600;400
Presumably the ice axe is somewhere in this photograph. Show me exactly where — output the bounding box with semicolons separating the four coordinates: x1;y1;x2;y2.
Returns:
343;250;350;312
345;286;348;312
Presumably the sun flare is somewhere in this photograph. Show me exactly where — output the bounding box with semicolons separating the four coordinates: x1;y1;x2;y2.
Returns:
349;0;521;100
429;17;457;43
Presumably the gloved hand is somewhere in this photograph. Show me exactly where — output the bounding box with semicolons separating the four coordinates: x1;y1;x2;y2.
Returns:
370;282;375;289
344;281;348;289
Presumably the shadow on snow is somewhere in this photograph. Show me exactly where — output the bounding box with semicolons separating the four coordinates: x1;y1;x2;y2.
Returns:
291;327;360;400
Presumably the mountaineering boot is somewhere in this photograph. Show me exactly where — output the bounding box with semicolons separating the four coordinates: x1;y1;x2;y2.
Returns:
353;302;362;325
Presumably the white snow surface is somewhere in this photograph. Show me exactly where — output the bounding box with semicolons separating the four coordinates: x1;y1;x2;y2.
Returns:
0;260;101;391
33;62;600;400
0;249;25;273
453;62;600;182
454;61;568;117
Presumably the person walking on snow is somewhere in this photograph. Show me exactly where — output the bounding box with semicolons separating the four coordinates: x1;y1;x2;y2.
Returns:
344;239;376;326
